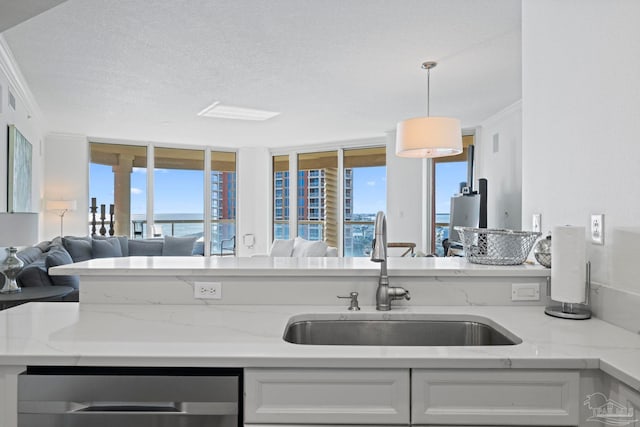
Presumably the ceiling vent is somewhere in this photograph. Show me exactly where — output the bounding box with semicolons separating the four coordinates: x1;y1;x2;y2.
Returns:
197;102;280;121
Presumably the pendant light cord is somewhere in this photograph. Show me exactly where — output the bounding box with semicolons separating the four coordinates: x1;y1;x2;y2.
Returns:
426;67;431;117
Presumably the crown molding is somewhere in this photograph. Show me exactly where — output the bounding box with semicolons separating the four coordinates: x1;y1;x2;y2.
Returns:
0;34;45;127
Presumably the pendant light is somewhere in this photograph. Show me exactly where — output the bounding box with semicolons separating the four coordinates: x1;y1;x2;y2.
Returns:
396;61;462;158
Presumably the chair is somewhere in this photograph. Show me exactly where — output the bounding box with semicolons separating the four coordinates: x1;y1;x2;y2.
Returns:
219;236;236;256
387;242;416;257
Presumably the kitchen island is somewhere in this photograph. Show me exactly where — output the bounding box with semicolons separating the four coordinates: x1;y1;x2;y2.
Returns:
1;257;638;426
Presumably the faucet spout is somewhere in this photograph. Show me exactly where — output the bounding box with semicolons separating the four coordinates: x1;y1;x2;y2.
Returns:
370;211;387;263
371;211;410;311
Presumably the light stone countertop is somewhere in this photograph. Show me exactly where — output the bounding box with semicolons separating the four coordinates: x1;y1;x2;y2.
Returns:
1;303;639;391
50;256;551;277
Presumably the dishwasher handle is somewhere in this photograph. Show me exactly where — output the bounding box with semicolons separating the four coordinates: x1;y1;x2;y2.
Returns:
19;401;238;415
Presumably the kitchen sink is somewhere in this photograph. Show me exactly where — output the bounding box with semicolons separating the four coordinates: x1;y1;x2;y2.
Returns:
283;314;521;346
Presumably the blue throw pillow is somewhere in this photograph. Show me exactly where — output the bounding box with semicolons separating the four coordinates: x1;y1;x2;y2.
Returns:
45;247;80;289
16;247;44;265
162;236;197;256
17;258;53;287
62;237;92;262
93;235;129;256
128;239;164;256
92;237;123;258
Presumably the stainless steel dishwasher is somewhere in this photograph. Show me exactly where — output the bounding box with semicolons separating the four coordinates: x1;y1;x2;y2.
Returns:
18;366;242;427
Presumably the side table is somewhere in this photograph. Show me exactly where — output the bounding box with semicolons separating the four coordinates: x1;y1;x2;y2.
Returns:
0;286;74;310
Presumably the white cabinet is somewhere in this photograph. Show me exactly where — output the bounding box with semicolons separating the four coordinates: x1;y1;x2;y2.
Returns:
244;368;410;425
412;370;580;426
596;374;640;427
245;368;580;426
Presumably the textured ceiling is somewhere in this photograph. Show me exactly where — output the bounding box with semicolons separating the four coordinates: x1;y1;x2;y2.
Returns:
0;0;67;32
3;0;522;148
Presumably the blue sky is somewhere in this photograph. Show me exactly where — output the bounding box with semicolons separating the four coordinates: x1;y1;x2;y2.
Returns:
91;160;468;216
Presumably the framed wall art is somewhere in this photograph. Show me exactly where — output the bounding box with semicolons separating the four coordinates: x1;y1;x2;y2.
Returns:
7;124;32;212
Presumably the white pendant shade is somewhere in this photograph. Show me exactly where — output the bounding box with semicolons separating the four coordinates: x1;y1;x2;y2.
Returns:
395;116;463;158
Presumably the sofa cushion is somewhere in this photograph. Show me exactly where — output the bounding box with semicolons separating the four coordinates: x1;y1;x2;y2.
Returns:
128;239;164;256
16;246;44;265
292;237;328;257
269;239;295;256
45;247;80;289
62;237;93;262
93;235;129;256
17;257;53;287
163;236;197;256
92;237;123;258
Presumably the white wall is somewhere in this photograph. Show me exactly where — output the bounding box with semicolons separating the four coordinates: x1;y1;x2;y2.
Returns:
385;131;425;252
236;146;271;256
42;133;88;239
0;37;45;240
476;101;522;230
522;0;640;292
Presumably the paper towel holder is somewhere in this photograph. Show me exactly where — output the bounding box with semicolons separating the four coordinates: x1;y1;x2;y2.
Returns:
544;261;592;320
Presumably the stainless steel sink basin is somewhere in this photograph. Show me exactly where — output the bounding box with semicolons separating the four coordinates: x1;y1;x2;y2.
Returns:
283;314;521;346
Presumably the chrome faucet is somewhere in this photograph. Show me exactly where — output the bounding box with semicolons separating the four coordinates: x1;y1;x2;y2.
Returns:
370;211;410;311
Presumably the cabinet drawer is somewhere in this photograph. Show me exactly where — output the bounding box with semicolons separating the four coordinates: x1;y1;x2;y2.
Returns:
412;369;579;426
244;368;410;424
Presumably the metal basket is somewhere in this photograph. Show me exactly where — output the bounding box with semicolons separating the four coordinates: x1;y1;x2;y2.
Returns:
454;227;542;265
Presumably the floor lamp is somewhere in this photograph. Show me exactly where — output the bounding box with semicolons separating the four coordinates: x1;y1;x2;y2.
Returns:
0;213;39;293
46;200;77;237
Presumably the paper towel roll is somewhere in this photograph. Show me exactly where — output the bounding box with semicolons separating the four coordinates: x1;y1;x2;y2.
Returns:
551;225;586;303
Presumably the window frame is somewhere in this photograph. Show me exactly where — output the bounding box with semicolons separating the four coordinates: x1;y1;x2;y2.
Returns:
270;141;387;256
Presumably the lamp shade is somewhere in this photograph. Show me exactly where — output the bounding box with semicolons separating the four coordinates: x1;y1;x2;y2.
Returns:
395;117;463;158
46;200;77;211
0;212;39;247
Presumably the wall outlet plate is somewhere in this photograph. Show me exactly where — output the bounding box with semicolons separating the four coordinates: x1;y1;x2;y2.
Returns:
591;214;604;245
194;281;222;299
511;283;540;301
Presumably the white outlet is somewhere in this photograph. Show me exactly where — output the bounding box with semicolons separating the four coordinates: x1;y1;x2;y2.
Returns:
194;282;222;299
532;213;541;233
591;214;604;245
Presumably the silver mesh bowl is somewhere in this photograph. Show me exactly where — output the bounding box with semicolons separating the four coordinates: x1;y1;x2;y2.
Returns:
454;227;542;265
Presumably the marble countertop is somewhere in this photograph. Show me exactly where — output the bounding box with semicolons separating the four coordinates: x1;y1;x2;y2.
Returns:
1;303;639;390
50;256;551;277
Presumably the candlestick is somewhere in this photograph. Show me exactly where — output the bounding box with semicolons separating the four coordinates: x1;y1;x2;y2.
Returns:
91;197;97;209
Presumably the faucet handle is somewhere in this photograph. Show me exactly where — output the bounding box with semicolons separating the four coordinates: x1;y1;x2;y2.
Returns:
337;291;361;311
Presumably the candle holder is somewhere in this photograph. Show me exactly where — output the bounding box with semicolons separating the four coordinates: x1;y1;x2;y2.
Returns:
109;204;115;236
99;204;107;236
90;199;98;236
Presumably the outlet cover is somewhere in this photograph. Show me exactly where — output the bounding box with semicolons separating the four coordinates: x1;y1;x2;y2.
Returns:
511;283;540;301
194;282;222;299
591;214;604;245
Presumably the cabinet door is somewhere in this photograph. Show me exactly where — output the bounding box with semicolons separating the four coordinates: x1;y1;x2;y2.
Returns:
412;369;579;426
244;368;410;425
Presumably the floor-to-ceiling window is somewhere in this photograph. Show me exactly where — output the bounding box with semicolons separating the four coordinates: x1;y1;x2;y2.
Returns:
297;151;338;248
89;142;237;255
89;143;147;237
433;135;474;256
272;155;290;240
272;146;386;255
153;147;205;239
343;147;386;257
211;151;236;255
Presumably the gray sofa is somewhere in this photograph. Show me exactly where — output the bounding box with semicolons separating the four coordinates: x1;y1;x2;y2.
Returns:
11;235;199;302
